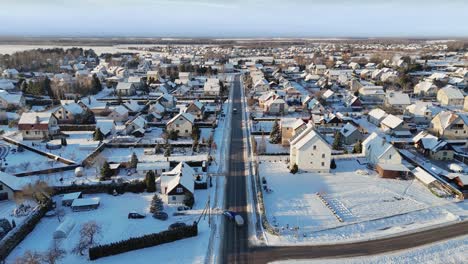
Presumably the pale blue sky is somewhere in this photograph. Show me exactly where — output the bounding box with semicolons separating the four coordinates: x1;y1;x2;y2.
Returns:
0;0;467;37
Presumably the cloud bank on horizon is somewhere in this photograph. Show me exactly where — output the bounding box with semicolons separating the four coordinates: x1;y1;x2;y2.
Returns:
0;0;466;37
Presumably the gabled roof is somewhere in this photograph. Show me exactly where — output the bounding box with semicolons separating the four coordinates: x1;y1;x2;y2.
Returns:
340;123;358;137
168;112;195;125
113;105;129;116
439;85;464;99
162;162;195;194
381;114;403;129
290;123;329;150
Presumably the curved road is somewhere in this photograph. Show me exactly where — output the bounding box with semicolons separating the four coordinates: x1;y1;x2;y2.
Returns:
221;74;468;263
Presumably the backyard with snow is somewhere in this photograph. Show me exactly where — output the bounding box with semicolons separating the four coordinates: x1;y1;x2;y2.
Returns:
258;157;467;245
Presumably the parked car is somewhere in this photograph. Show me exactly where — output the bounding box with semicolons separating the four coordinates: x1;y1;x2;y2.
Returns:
177;206;190;211
169;222;187;230
128;212;146;219
152;212;168;221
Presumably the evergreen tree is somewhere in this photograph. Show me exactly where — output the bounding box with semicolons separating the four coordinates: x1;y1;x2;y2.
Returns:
93;128;104;141
269;120;281;144
44;77;53;98
164;145;172;157
330;159;337;169
100;161;112;180
290;163;298;174
150;194;163;213
332;132;343;150
191;126;201;140
352;140;362;154
183;192;194;209
145;171;156;192
91;73;102;94
129;152;138;168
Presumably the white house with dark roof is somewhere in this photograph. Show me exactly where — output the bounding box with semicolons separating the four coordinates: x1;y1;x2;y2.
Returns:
166;112;195;137
290;123;331;172
160;162;195;204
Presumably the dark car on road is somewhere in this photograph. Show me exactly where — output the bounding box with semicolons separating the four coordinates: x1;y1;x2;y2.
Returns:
152;212;168;221
169;222;187;230
128;212;146;219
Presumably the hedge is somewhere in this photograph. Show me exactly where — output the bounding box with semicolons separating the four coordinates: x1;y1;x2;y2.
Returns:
54;180;146;196
89;224;198;260
0;202;51;261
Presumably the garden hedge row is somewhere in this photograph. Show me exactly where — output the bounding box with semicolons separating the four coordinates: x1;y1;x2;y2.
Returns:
0;202;51;261
89;224;198;260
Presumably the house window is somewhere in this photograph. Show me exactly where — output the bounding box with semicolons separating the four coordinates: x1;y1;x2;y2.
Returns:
185;130;188;133
176;187;183;193
172;196;176;201
313;145;317;150
176;124;180;127
321;162;325;166
322;154;325;158
0;184;3;191
443;152;447;156
389;154;392;159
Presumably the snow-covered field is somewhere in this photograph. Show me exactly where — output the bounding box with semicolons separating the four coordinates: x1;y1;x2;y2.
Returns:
254;136;289;154
259;158;465;245
2;142;68;174
7;178;221;264
271;235;468;264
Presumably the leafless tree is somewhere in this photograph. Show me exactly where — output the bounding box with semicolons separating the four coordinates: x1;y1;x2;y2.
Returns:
72;221;102;256
41;243;66;264
14;250;42;264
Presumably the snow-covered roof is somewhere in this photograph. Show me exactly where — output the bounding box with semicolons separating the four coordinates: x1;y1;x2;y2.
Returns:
18;112;53;125
412;167;436;185
0;90;23;104
113;105;129;116
381;114;403;129
136;162;170;171
386;92;410;105
168;112;195;125
290;123;329;150
340;122;358;137
368;108;387;120
162;162;195;194
61;102;85;115
71;197;100;207
62;192;82;201
438;85;464;99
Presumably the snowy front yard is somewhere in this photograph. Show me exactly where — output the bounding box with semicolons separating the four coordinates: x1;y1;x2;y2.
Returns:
7;180;220;264
259;158;465;245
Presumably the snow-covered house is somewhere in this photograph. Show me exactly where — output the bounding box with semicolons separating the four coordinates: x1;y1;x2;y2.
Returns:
160;162;195;204
108;105;129;122
136;161;170;176
368;108;388;126
339;123;363;145
380;114;404;133
430;111;468;140
265;97;287;115
95;118;116;137
384;91;411;112
437;85;464;107
321;89;339;103
0;90;25;109
280;118;306;146
290;124;331;173
157;94;177;109
18;112;60;140
166;112;195;137
125;116;147;137
184;101;205;120
413;132;454;161
405;102;441;124
116;82;136;96
362;132;402;166
414;81;438;97
53;101;86;123
204;78;221;96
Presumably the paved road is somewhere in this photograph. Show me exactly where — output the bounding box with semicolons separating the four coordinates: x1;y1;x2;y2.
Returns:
222;74;250;263
251;220;468;263
220;75;468;264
